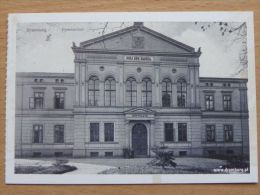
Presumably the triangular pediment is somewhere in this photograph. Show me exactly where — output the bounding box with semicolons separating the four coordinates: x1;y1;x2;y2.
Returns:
125;107;155;114
79;23;195;53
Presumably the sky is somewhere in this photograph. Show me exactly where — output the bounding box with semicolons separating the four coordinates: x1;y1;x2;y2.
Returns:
16;22;247;78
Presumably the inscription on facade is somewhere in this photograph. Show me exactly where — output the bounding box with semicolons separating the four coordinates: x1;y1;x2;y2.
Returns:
131;114;149;118
125;55;153;62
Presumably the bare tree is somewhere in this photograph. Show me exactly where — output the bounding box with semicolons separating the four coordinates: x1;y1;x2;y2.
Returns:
195;22;247;77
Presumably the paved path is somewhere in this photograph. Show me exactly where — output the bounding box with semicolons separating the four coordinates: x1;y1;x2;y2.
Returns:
65;162;114;174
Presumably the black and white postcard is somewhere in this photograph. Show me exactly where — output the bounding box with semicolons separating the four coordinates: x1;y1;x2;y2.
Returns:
6;12;258;184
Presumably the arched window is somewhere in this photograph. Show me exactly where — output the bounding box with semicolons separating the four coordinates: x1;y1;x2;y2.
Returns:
177;78;187;107
88;76;99;106
142;78;152;107
105;77;116;106
162;78;172;107
126;77;137;107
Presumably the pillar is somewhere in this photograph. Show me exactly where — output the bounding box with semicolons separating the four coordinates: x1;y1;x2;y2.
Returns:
80;63;86;106
154;65;160;106
99;80;104;106
75;62;80;106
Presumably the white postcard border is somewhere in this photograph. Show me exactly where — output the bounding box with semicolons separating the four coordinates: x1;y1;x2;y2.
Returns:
6;12;258;184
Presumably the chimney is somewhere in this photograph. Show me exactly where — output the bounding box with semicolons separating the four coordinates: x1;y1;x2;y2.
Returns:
133;22;143;27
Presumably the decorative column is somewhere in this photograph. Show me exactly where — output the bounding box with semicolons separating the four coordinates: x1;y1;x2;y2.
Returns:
174;122;178;142
118;64;124;106
172;83;177;107
124;120;130;148
150;120;155;148
195;66;200;107
154;64;160;106
100;122;104;142
75;62;80;106
189;65;195;107
80;63;86;106
85;64;88;106
137;81;142;106
99;80;105;106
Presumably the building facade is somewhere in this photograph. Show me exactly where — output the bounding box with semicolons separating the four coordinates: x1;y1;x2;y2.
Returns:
15;22;249;158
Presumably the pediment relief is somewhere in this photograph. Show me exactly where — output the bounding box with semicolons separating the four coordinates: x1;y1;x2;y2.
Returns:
125;107;155;114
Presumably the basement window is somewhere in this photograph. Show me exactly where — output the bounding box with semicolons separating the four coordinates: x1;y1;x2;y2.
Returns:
54;152;63;157
179;151;187;157
90;152;99;157
33;152;42;157
105;152;113;157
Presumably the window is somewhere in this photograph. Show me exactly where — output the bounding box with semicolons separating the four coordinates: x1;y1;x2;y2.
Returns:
223;95;232;111
205;94;214;111
90;152;99;157
104;123;114;142
208;150;216;156
177;79;187;107
105;77;116;106
178;123;187;142
90;123;99;142
34;79;38;82
39;79;43;82
164;123;174;142
105;152;113;157
33;124;43;143
224;125;233;142
206;125;215;142
33;152;42;157
60;79;64;83
142;78;152;107
179;151;187;156
162;78;172;107
226;150;234;154
126;77;137;106
55;79;59;83
30;92;44;109
54;125;64;143
54;92;65;109
88;76;99;106
54;152;63;157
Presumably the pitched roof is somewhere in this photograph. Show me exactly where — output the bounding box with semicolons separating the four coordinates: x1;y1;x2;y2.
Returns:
79;22;195;53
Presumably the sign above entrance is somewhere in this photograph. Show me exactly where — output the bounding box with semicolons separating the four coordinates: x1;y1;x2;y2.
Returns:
125;113;155;121
124;55;153;62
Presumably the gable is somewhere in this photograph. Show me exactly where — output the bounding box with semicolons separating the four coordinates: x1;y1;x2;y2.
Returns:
80;23;195;53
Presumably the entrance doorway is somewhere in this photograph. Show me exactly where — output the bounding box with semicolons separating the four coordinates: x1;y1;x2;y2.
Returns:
132;123;147;156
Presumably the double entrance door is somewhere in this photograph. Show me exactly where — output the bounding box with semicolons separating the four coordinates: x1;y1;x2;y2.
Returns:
131;123;147;157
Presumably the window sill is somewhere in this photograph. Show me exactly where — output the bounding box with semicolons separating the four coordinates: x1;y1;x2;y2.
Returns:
86;142;119;144
161;141;191;144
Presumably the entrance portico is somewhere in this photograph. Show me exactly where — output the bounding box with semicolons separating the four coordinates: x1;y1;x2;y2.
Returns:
125;108;155;157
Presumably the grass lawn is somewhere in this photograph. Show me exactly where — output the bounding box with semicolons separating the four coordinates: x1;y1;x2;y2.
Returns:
100;164;214;174
15;164;77;174
15;159;77;174
70;157;227;174
15;157;230;174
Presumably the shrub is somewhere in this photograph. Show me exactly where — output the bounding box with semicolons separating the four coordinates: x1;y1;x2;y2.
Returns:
150;146;177;169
